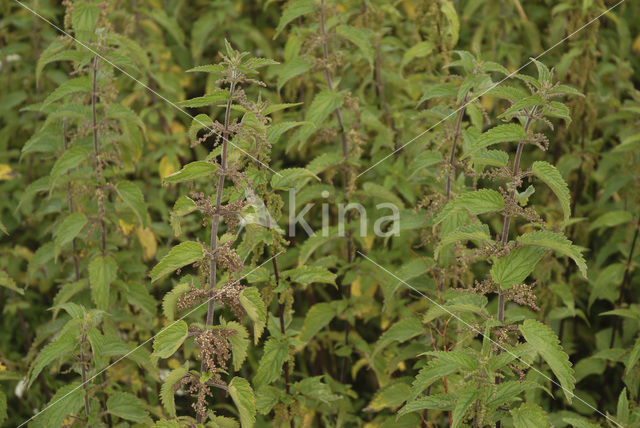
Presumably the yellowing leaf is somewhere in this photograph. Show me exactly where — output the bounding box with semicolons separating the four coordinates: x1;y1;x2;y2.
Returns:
159;155;178;181
119;219;135;235
0;164;15;180
135;226;157;260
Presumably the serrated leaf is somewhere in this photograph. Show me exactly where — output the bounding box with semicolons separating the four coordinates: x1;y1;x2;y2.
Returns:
306;152;343;175
306;90;345;126
160;364;188;417
178;90;229;108
563;417;603;428
229;377;256;428
402;41;435;70
153;320;188;358
116;181;148;227
187;64;225;74
32;383;84;427
270;168;318;190
72;2;99;36
588;210;633;231
299;302;336;343
150;241;204;282
28;330;79;388
162;283;191;321
511;403;550;428
276;57;313;92
520;319;575;402
254;338;289;388
282;266;336;287
366;381;411;411
452;387;480;428
239;287;267;343
53;212;87;256
464;124;527;158
50;146;89;180
399;393;456;416
336;25;374;66
531;161;571;222
433;189;505;225
470;149;509;167
435;223;490;259
626;335;640;375
491;246;548;289
409;359;458;401
0;271;23;295
373;317;423;355
267;121;307;145
517;230;587;278
42;76;92;107
107;392;152;424
274;0;316;38
89;255;117;310
416;83;458;106
224;321;250;371
164;161;217;184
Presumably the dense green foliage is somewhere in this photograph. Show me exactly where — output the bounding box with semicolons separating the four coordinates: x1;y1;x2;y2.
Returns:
1;0;640;427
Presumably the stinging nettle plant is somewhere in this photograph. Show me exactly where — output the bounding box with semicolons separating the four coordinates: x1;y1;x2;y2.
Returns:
400;56;590;427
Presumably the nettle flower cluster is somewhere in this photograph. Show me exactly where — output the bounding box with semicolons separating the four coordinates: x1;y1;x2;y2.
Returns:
149;43;277;425
402;55;589;426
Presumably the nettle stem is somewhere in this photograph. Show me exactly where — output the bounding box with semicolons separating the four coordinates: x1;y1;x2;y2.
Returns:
63;121;80;281
445;94;468;200
91;55;106;255
80;329;91;418
319;0;355;383
204;75;236;328
498;106;537;322
374;42;397;153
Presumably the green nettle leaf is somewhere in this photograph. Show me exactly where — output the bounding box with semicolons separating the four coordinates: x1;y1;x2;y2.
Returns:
28;330;79;388
239;287;267;343
107;392;152;424
626;335;640;375
276;57;314;92
299;302;336;343
517;231;587;278
33;383;84;427
520;319;576;402
0;271;23;295
470;149;509;167
50;146;90;181
150;241;204;282
366;381;411;411
188;114;214;141
451;387;481;428
160;364;188;417
435;223;490;259
531;161;571;222
274;0;316;38
116;181;149;227
416;83;458;106
282;266;336;287
402;41;435;70
72;1;99;36
53;212;87;256
254;338;289;388
562;417;603;428
162;283;191;321
336;25;374;66
409;359;458;401
270;168;318;191
511;403;550;428
164;161;217;184
89;255;117;310
434;189;505;225
588;210;633;231
399;394;455;416
491;246;548;289
224;321;250;371
306;152;344;175
177;90;230;108
464;124;527;158
153;320;188;358
42;76;92;107
373;317;424;355
187;64;225;74
229;377;256;428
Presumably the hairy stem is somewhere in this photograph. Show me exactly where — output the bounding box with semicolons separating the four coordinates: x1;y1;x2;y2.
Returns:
80;330;91;418
498;106;537;322
318;0;355;383
91;56;106;255
62;121;80;281
446;94;467;200
198;71;236;424
374;42;397;154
